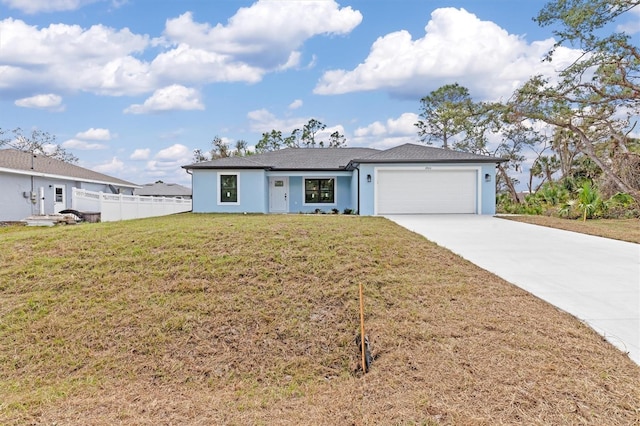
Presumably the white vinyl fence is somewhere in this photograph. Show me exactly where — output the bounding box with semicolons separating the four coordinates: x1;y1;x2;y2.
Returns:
72;188;192;222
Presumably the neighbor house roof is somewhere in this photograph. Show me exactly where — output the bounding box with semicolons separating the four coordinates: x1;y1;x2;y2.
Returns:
0;149;139;188
134;182;192;197
183;147;381;170
183;143;504;171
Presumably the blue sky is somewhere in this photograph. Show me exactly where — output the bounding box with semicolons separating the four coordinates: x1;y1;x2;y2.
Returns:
1;0;638;187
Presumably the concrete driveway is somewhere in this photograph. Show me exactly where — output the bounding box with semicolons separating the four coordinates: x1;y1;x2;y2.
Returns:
385;214;640;365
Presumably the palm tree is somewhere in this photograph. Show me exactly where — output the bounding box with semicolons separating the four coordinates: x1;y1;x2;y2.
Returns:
577;181;600;221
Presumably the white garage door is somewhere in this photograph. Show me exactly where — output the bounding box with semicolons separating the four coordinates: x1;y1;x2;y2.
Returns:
376;169;477;214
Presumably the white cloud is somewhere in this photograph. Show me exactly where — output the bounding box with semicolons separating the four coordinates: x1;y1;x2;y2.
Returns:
289;99;303;110
314;7;581;101
0;1;362;101
14;93;63;110
149;43;264;85
143;144;192;178
130;148;151;160
354;121;387;137
0;0;99;14
75;127;112;140
247;108;313;134
617;6;640;34
352;113;420;149
155;144;191;161
163;2;362;70
42;143;60;155
124;85;204;114
93;156;124;174
0;18;151;96
61;138;107;150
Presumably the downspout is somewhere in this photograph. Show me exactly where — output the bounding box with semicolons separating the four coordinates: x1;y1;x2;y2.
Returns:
30;153;36;216
39;187;45;215
356;166;360;215
186;169;193;212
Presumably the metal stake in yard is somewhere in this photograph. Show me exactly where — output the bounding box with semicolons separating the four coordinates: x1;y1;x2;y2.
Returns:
359;282;367;374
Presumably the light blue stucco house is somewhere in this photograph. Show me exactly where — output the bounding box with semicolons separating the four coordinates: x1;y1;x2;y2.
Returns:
182;143;505;215
0;149;139;221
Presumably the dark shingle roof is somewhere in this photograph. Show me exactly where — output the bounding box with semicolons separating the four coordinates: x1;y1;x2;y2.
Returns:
349;143;505;164
183;155;270;169
134;182;192;197
182;143;504;171
183;147;381;170
0;149;139;187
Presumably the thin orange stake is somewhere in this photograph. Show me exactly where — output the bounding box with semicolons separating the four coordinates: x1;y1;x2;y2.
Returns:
359;282;367;373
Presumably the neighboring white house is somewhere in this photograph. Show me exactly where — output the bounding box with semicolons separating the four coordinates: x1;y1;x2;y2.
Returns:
183;143;506;215
0;149;139;221
134;181;192;199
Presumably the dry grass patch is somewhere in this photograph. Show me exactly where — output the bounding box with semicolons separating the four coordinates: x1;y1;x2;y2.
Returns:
0;214;638;425
499;215;640;244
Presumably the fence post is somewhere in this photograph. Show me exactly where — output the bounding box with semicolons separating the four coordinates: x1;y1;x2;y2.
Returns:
99;192;104;220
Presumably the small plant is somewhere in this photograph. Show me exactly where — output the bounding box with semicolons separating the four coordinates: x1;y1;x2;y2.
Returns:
577;181;601;221
343;208;354;215
331;208;339;214
558;200;578;218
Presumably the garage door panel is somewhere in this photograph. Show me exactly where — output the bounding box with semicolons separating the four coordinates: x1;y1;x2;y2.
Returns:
377;169;477;214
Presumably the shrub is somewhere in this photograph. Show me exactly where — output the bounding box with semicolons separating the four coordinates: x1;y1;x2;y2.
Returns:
577;181;602;221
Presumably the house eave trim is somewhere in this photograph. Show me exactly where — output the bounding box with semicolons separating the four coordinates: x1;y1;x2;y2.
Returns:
0;167;141;188
352;158;507;164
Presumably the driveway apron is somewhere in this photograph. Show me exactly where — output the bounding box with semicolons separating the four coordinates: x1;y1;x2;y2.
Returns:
385;214;640;365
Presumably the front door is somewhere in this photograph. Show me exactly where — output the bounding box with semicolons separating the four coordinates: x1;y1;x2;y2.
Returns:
53;185;66;213
269;177;288;213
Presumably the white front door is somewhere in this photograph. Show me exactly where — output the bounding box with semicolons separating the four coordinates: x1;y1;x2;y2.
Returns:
269;177;288;213
53;185;66;213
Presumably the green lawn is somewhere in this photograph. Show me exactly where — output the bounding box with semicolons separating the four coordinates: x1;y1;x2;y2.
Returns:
1;214;638;425
498;215;640;244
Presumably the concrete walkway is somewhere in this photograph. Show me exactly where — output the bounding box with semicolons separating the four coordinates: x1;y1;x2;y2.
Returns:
385;214;640;365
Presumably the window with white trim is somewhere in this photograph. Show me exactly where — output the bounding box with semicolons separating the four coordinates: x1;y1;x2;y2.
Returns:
218;173;239;204
304;178;335;204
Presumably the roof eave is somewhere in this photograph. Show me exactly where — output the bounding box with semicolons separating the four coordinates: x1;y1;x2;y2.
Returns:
353;158;507;164
0;166;141;188
269;167;348;172
182;165;268;170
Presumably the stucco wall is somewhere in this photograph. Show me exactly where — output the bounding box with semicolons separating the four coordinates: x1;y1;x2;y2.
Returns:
479;163;498;215
191;169;267;213
0;173;36;221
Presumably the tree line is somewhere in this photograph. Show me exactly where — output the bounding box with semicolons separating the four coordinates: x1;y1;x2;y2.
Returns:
193;118;346;162
414;0;639;214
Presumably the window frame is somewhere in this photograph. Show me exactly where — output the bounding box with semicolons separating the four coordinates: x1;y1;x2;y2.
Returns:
303;177;336;205
217;172;240;205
